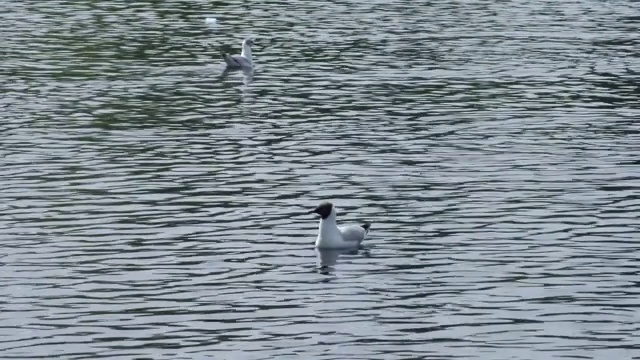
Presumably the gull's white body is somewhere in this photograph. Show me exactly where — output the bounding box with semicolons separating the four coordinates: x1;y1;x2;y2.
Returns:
315;206;369;249
223;39;253;69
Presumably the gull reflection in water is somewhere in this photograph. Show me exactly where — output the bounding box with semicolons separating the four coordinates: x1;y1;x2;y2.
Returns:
220;66;254;85
316;247;371;275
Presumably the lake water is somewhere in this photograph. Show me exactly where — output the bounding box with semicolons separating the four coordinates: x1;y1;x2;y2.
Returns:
1;0;639;359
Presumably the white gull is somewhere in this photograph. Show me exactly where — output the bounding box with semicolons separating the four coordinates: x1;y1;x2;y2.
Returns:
309;202;371;249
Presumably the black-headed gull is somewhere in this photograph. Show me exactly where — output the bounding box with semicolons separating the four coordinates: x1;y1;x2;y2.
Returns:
309;202;371;249
221;38;253;70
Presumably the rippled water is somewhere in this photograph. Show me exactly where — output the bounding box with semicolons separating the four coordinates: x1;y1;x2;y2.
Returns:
1;0;640;359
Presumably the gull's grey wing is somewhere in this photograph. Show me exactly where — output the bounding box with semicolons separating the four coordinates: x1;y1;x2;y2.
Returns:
222;54;252;69
222;54;240;67
232;55;252;68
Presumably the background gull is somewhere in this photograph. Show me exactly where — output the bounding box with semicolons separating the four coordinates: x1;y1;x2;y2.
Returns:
221;38;254;70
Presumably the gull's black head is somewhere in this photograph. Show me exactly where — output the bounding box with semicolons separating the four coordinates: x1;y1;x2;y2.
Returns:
244;38;254;47
309;202;333;219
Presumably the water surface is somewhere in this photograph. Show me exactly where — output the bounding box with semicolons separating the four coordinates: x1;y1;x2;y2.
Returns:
1;0;639;359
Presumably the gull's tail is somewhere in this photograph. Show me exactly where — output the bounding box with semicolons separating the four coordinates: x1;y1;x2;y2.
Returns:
361;223;371;233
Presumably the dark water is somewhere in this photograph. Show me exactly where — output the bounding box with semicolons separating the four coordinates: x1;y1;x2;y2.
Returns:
1;0;639;359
